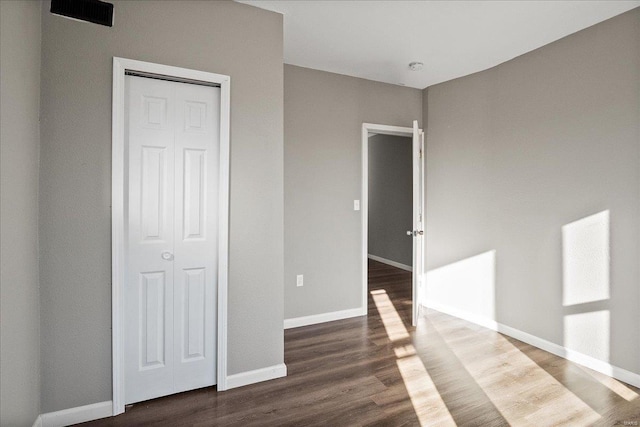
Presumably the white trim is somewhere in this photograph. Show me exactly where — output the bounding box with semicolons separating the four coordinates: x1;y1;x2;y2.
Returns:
39;401;112;427
284;307;364;329
225;364;287;390
216;62;231;393
425;301;640;389
367;254;412;272
111;57;231;414
111;57;126;415
366;123;415;137
361;123;414;317
32;415;42;427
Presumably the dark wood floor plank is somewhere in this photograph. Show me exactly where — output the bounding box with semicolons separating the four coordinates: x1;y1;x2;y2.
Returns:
79;260;640;426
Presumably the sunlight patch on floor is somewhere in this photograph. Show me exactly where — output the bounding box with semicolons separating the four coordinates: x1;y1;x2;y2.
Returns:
576;365;638;402
430;317;601;426
371;289;410;341
372;289;456;426
396;352;456;426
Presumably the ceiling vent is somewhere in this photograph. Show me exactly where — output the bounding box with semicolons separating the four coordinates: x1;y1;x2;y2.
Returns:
51;0;114;27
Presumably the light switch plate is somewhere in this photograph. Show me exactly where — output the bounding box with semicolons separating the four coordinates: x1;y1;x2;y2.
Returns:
354;200;360;211
296;274;303;287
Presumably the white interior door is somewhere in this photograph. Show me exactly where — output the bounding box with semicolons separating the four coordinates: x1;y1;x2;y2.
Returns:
124;75;219;404
411;120;425;327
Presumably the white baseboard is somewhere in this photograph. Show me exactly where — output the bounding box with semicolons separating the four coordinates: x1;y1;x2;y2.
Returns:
225;363;287;390
284;307;364;329
368;254;412;272
424;300;640;389
39;401;112;427
34;363;287;425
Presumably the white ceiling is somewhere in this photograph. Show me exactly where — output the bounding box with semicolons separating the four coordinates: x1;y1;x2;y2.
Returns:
239;1;640;89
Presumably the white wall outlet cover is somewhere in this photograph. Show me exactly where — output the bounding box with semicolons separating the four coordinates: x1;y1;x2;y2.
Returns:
354;200;360;211
296;274;304;287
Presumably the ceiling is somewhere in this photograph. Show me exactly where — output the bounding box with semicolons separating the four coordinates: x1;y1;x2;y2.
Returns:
238;1;639;89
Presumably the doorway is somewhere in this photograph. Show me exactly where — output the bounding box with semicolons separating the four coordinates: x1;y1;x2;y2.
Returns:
112;58;231;415
361;122;424;327
367;133;413;271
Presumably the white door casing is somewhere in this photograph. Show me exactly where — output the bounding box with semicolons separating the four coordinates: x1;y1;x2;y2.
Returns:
124;75;218;404
112;57;231;415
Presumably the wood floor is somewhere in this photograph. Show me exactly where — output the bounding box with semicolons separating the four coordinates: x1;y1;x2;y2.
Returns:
81;260;640;426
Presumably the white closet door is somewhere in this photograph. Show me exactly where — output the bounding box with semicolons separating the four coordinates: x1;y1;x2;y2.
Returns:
173;82;218;393
125;76;176;403
124;75;219;404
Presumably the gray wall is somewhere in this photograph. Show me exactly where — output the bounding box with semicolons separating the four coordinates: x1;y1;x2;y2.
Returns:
0;1;42;425
368;134;413;267
424;8;640;373
284;65;421;319
39;1;284;412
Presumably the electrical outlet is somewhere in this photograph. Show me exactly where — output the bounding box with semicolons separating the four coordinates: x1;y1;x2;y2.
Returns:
354;200;360;211
296;274;304;287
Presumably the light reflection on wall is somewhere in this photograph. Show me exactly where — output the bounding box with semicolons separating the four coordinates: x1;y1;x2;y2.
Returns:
425;250;496;322
562;210;611;366
564;310;610;362
562;210;610;306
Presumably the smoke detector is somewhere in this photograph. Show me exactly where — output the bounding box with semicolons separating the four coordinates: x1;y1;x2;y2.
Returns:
408;62;424;71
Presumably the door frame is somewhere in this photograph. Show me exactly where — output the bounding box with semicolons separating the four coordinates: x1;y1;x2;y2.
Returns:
111;57;231;415
360;123;421;318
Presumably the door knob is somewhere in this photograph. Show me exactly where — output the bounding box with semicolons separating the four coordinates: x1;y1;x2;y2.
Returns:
406;230;413;236
406;230;424;237
161;251;174;261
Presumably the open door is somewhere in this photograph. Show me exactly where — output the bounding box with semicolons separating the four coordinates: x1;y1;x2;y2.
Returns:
411;120;425;327
361;121;424;327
